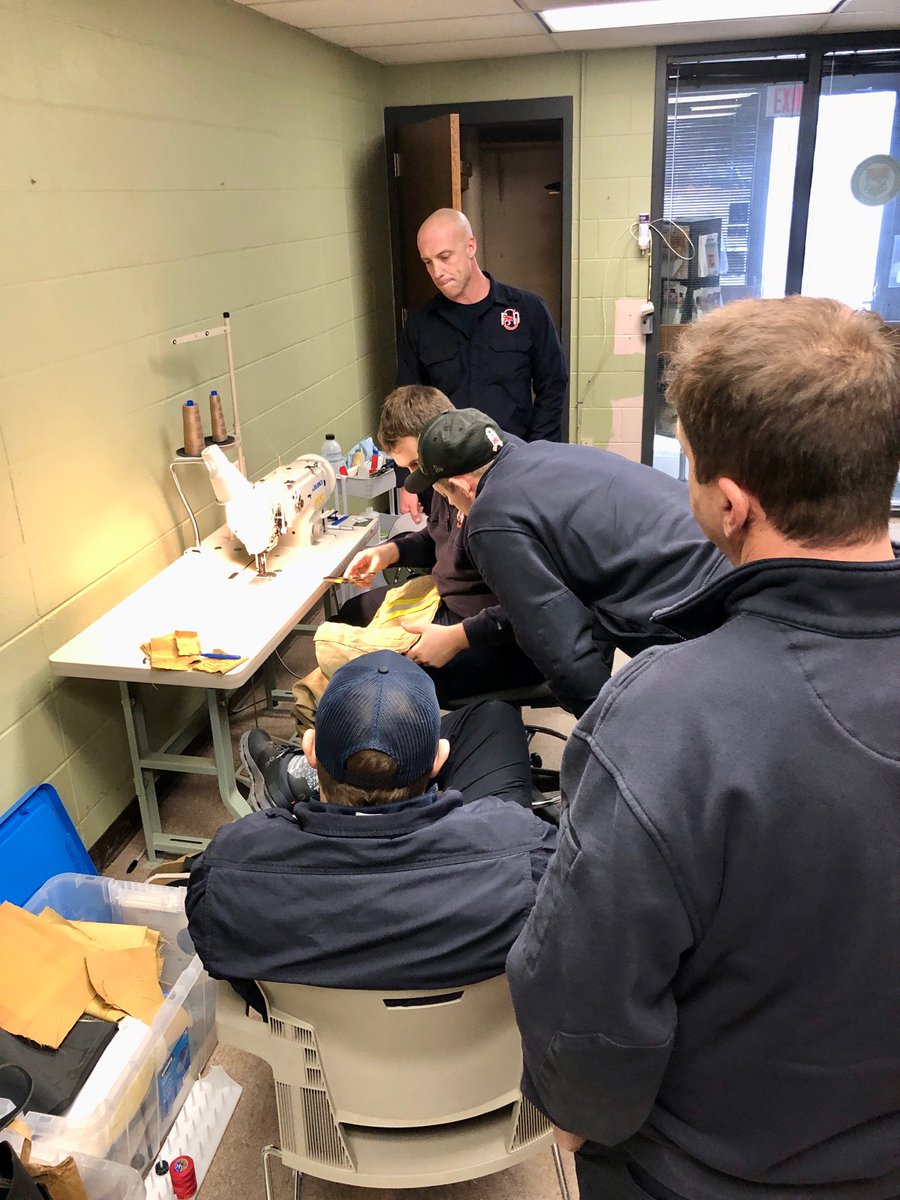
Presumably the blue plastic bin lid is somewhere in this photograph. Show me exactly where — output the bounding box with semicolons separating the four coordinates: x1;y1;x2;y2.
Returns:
0;783;97;906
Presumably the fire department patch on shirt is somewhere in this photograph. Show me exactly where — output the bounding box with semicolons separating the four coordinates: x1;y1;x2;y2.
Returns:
500;307;520;330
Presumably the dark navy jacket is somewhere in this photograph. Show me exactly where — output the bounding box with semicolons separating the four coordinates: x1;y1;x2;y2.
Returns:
396;274;568;442
465;440;728;715
389;488;500;623
186;787;555;1010
508;556;900;1200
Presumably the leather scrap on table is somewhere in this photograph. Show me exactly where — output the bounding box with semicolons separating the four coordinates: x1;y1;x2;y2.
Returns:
141;629;246;674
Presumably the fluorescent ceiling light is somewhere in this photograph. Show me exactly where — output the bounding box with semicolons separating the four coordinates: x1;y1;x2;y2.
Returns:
689;103;741;110
542;1;837;33
667;112;740;120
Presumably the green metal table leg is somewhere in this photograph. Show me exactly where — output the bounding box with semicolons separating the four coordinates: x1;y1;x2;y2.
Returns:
120;681;164;861
207;689;251;819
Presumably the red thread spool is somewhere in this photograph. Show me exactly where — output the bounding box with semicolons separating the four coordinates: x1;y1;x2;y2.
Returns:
169;1155;197;1198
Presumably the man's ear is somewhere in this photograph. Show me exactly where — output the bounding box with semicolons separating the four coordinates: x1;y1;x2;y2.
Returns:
448;474;478;504
430;737;451;779
302;728;317;768
718;476;753;539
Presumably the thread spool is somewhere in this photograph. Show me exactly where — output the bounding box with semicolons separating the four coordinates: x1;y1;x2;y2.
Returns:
209;389;229;444
182;400;205;457
169;1155;197;1199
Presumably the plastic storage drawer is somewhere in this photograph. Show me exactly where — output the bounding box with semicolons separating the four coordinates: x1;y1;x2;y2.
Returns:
22;873;216;1173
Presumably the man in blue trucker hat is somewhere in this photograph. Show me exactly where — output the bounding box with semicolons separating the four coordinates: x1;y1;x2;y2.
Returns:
186;651;555;1015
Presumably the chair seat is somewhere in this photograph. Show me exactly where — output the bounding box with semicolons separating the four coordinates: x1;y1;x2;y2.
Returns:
283;1103;548;1189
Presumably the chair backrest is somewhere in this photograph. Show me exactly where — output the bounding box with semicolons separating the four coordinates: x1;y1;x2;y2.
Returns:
216;974;552;1187
259;974;522;1128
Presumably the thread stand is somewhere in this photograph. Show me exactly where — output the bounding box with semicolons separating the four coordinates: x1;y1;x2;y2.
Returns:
175;435;236;459
144;1066;242;1199
172;312;245;476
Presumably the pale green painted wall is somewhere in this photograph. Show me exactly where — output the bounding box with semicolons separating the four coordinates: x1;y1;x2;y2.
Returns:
1;0;658;852
382;48;656;460
0;0;395;845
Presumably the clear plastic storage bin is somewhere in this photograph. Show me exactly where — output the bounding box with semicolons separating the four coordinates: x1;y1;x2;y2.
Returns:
22;873;216;1174
3;1143;145;1200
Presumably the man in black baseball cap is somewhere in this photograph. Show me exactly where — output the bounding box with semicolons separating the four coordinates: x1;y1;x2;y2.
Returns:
405;408;506;495
187;651;555;1015
408;409;727;716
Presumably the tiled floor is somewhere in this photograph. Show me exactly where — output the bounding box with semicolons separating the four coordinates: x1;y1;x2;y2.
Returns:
104;610;579;1200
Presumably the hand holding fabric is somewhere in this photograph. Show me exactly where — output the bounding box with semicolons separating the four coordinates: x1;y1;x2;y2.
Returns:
401;621;468;667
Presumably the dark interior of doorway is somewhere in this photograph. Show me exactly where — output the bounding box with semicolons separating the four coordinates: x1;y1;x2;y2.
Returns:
384;98;573;437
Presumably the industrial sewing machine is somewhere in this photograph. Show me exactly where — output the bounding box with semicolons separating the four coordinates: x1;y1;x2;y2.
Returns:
201;445;336;576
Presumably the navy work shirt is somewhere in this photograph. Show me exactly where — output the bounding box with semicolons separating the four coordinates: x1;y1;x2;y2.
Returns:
396;274;568;442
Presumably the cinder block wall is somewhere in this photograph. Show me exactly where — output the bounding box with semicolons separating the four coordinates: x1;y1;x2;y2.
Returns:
1;1;658;852
0;0;395;844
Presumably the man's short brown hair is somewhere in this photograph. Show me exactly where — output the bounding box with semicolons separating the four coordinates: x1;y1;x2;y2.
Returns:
377;385;454;451
316;749;432;808
667;296;900;546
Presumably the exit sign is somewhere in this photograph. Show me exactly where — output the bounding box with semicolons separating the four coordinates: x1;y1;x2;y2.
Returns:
766;83;804;117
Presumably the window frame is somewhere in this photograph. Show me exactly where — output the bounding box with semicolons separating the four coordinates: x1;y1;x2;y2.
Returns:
641;31;900;467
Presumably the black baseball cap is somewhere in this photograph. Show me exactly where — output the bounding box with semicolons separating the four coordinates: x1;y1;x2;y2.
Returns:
404;409;506;494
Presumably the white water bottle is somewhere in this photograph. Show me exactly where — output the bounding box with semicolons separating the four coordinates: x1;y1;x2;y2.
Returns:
320;433;343;468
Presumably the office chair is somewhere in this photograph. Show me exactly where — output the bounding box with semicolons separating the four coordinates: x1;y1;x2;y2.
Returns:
216;975;571;1199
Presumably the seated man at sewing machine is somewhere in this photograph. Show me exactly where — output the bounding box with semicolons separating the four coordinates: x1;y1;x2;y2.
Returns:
185;651;556;1015
338;385;543;703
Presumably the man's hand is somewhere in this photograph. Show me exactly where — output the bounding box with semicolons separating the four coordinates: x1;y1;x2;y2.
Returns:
552;1125;586;1154
402;621;468;668
344;542;400;588
399;489;425;524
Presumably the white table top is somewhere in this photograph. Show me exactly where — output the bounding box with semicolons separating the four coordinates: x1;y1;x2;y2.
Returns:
49;518;378;690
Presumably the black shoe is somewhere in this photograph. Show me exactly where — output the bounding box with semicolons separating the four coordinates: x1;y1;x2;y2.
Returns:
239;730;298;811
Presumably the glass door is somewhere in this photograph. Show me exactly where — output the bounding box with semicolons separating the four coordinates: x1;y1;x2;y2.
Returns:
652;54;807;476
802;51;900;315
646;38;900;511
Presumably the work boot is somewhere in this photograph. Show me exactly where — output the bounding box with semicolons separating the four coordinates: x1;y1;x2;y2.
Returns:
239;729;317;811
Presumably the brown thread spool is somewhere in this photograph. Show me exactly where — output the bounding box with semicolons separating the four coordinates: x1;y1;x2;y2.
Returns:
182;400;205;457
209;389;228;444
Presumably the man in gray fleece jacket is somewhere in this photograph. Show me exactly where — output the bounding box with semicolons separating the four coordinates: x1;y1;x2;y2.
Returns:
507;296;900;1200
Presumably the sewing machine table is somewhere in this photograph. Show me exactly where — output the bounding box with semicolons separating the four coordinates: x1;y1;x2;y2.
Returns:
48;519;378;863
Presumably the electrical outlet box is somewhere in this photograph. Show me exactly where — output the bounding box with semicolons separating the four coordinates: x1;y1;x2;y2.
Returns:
637;213;651;253
580;436;594;447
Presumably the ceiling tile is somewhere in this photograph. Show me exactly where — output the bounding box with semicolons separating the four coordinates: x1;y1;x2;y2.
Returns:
313;13;543;49
827;0;900;11
365;33;557;64
822;12;900;30
246;0;523;27
235;0;900;61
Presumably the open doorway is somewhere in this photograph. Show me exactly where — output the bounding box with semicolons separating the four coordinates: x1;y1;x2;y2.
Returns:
384;98;574;437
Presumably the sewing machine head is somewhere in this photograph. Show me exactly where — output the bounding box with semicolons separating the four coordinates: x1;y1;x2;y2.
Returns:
201;446;335;576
